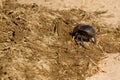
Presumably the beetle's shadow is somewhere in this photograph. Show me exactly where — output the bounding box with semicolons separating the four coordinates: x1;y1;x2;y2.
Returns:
69;31;90;49
69;31;73;37
69;31;90;42
77;38;90;42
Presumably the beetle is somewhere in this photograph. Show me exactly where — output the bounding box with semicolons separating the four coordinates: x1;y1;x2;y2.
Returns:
70;24;96;47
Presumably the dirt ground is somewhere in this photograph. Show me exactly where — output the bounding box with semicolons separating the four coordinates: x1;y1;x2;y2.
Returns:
86;53;120;80
0;0;120;80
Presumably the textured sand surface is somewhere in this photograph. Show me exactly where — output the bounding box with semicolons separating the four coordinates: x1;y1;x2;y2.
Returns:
18;0;120;25
17;0;120;80
86;53;120;80
1;0;120;80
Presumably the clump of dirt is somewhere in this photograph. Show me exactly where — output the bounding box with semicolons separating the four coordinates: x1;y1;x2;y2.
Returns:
0;1;120;80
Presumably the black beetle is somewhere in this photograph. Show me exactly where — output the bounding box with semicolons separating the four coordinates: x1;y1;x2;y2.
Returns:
70;24;96;47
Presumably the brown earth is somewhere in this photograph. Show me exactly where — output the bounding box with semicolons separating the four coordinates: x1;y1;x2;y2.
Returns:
17;0;120;26
0;0;120;80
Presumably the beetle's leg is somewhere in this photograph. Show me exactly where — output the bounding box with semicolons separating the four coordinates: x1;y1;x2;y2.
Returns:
94;36;97;44
74;33;79;45
80;36;84;45
92;36;96;44
80;35;86;48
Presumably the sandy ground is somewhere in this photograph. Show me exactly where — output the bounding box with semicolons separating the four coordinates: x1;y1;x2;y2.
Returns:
0;0;120;80
17;0;120;80
86;53;120;80
18;0;120;26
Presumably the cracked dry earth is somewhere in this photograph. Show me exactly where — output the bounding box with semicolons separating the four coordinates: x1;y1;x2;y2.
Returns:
0;0;120;80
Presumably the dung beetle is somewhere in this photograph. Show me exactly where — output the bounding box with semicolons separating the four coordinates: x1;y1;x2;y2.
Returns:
70;24;96;47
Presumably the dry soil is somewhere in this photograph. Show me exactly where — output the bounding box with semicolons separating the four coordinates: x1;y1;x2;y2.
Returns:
0;0;120;80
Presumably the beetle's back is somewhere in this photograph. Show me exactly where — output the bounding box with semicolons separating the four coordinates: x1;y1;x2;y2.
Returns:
73;24;95;36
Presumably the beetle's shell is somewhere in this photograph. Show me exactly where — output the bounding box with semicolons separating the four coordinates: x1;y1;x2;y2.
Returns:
72;24;95;37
